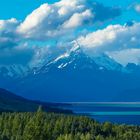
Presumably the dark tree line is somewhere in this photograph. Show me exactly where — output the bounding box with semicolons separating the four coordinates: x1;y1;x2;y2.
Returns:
0;107;140;140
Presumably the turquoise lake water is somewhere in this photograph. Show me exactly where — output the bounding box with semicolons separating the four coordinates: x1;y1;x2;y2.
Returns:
60;102;140;125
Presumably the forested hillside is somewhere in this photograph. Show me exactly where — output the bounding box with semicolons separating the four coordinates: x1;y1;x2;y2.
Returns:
0;107;140;140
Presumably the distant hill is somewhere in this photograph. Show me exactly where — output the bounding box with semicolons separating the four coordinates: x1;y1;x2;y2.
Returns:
0;88;72;113
0;88;39;112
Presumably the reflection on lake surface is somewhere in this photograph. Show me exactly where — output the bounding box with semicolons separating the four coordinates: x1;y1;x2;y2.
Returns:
59;102;140;125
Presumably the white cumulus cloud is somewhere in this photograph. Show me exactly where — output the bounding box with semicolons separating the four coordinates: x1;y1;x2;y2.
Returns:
108;49;140;66
62;10;92;29
78;23;140;51
77;22;140;65
0;0;121;67
135;4;140;13
16;0;121;40
0;18;19;32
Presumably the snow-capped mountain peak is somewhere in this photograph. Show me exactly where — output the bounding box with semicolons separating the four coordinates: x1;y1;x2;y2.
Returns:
33;46;125;75
0;47;131;78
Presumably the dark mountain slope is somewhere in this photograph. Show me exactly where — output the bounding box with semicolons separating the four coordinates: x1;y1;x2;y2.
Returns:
0;88;39;112
0;88;72;113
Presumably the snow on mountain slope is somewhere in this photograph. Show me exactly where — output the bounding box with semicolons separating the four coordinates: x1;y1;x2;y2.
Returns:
0;46;135;79
33;47;125;75
0;65;30;78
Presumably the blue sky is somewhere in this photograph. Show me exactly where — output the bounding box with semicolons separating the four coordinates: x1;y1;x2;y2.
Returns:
1;0;140;67
0;0;59;19
0;0;138;19
1;0;140;25
0;0;139;21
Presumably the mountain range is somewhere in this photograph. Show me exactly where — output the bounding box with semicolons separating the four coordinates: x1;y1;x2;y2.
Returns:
0;47;140;102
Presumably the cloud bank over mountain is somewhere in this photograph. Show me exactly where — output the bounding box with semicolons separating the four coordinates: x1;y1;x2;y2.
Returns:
77;23;140;65
1;0;140;67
